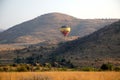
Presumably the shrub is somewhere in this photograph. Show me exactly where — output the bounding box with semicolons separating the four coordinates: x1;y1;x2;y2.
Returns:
114;66;120;71
100;63;114;71
81;67;96;71
16;66;28;72
45;63;52;69
0;67;4;72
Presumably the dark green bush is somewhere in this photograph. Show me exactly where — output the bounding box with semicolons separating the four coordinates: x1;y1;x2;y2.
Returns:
100;63;114;71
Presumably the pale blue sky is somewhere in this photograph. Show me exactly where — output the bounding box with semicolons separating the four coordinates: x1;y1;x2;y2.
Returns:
0;0;120;29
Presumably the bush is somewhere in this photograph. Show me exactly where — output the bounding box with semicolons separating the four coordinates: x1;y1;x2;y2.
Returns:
17;66;28;72
10;63;18;67
45;63;52;69
100;63;114;71
0;67;4;72
81;67;96;71
114;66;120;71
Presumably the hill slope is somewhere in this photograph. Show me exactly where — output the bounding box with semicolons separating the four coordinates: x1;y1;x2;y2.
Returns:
0;20;120;67
49;20;120;67
0;12;118;44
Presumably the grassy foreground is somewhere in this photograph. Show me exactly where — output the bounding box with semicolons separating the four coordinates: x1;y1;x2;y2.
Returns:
0;72;120;80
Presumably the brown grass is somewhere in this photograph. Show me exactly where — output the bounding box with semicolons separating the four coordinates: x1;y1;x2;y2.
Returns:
0;71;120;80
0;44;25;51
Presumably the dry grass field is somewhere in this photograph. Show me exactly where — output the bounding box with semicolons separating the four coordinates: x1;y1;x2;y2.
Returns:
0;72;120;80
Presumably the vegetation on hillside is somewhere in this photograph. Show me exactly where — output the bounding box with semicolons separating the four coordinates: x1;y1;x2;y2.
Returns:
0;63;120;72
49;20;120;67
0;20;120;70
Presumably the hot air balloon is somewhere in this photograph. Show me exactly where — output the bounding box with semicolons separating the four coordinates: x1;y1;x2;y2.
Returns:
60;25;71;36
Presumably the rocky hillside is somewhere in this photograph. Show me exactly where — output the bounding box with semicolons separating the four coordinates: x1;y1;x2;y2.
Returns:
0;12;118;44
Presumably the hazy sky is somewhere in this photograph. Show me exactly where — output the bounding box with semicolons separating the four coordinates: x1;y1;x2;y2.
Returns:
0;0;120;29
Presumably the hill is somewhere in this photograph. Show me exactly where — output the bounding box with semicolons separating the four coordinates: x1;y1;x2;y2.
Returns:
49;20;120;67
0;20;119;68
0;12;118;44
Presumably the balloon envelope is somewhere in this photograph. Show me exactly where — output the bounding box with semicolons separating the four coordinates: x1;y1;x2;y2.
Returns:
60;26;71;36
